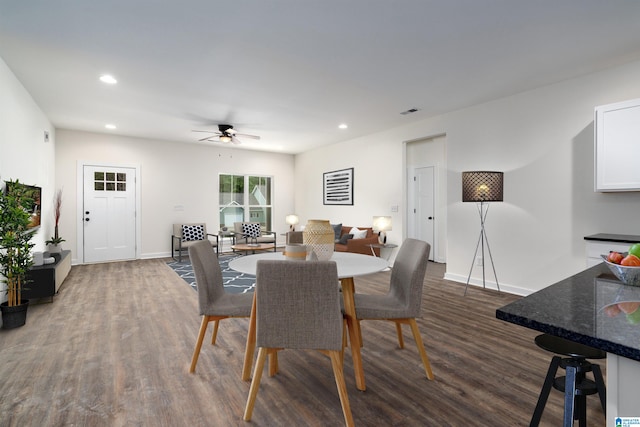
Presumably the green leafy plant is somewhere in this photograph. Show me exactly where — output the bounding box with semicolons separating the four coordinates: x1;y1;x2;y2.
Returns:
45;188;64;246
0;180;35;307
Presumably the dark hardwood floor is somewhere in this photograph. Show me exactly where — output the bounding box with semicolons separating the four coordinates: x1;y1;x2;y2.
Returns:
0;257;606;426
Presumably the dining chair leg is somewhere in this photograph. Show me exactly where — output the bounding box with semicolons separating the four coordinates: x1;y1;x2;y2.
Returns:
340;277;367;391
268;351;279;377
189;315;210;373
395;321;405;349
341;319;348;365
242;296;258;381
243;347;269;421
408;318;434;380
329;350;355;427
210;319;220;345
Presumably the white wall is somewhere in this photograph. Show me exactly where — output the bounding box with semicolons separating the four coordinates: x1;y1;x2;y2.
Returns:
5;49;640;295
0;57;56;302
55;130;295;262
295;59;640;295
294;133;406;247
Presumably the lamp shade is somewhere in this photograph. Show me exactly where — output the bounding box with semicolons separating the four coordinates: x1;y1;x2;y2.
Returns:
285;214;299;226
372;216;392;232
462;171;504;202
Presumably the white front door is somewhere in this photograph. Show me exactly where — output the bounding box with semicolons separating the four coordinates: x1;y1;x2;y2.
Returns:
82;165;137;263
415;166;435;261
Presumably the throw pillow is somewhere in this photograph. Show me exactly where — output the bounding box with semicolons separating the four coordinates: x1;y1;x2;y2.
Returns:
338;234;353;245
242;222;261;238
331;223;342;242
182;224;205;241
349;227;368;240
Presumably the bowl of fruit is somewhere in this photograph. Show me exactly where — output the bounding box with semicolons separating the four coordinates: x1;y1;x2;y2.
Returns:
602;243;640;287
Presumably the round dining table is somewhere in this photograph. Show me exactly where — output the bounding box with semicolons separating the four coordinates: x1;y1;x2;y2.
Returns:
229;251;389;391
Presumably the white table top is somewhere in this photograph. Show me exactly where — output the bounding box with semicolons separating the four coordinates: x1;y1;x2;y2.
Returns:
228;251;388;278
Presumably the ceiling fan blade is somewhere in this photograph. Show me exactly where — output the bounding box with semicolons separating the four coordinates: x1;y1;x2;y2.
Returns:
198;136;214;141
235;133;261;140
231;136;242;144
192;129;217;134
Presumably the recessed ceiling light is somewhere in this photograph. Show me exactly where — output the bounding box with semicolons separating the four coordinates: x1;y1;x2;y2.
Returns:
99;74;117;84
338;124;348;129
105;124;116;130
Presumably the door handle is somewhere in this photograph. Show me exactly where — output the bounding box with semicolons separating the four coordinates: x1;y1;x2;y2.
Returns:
428;216;434;220
85;218;90;222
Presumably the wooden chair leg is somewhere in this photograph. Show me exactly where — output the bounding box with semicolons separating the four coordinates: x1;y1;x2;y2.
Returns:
395;321;405;349
408;318;434;380
189;315;210;373
268;351;279;377
341;319;348;365
210;319;220;345
329;350;355;427
244;347;269;421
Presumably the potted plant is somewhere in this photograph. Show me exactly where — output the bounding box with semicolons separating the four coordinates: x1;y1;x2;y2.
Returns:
45;188;64;254
0;179;35;329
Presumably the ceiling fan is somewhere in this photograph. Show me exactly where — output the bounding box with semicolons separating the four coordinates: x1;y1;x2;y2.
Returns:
193;124;261;144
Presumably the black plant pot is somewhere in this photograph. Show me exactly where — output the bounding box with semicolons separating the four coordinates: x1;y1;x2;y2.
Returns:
1;300;29;329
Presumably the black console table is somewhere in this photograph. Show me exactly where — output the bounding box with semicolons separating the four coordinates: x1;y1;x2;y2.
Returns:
23;250;71;301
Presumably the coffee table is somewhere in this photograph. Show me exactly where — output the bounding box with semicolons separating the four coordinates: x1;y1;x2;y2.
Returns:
231;243;275;255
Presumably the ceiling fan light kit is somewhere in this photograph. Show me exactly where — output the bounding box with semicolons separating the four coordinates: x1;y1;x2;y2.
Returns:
192;124;260;145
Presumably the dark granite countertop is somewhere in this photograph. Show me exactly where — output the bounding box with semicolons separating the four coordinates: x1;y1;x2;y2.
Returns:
584;233;640;243
496;263;640;362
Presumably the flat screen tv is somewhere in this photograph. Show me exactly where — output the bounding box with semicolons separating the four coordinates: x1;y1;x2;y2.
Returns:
4;181;42;232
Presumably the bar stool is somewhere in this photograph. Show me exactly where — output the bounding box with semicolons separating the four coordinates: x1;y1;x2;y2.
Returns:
530;334;606;427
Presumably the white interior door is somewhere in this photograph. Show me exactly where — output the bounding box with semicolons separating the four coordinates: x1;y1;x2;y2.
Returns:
83;165;137;263
415;166;435;261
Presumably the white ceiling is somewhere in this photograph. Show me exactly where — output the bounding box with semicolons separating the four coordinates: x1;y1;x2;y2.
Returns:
1;1;640;154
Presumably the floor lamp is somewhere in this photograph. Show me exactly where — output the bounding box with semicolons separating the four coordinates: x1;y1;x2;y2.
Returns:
462;171;503;295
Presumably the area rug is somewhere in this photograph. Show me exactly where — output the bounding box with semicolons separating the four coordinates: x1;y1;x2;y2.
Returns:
167;253;255;294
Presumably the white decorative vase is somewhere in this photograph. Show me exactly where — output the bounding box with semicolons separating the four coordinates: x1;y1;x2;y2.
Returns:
303;219;335;261
47;244;62;254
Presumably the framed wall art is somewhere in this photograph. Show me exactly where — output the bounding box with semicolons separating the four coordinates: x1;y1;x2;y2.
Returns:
323;167;353;205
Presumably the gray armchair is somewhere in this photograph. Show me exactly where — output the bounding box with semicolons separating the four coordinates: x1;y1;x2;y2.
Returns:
233;222;276;249
171;223;219;262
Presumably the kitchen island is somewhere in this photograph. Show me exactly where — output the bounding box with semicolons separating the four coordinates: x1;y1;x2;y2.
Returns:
497;263;640;426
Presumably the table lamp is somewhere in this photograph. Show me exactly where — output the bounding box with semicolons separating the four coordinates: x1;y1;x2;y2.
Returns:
372;216;392;244
285;214;299;232
462;171;503;295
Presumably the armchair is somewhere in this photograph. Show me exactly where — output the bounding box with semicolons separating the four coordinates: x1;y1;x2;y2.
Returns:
171;223;219;262
233;222;276;249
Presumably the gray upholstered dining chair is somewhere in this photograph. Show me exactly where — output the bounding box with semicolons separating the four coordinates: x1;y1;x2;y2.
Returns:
188;240;253;373
243;260;354;427
352;238;434;380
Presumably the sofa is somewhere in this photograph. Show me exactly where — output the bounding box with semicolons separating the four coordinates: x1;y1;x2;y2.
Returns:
287;225;380;256
334;225;380;256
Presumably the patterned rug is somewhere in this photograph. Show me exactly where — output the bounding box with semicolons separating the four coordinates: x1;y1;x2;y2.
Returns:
167;253;255;294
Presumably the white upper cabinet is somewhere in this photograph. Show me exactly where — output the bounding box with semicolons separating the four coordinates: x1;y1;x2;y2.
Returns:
594;98;640;192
